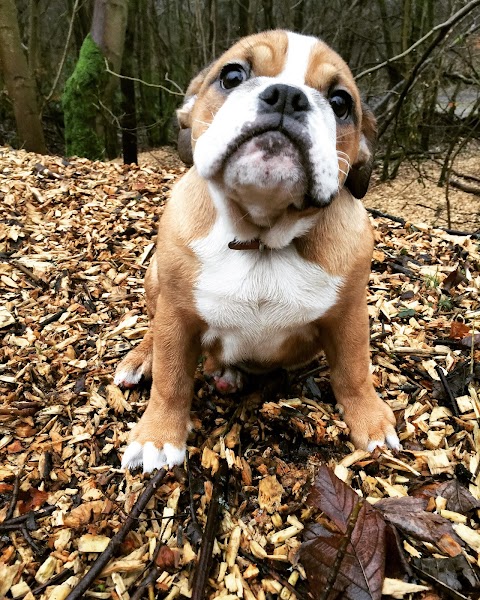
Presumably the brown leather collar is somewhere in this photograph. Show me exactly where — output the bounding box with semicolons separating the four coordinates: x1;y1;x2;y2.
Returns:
228;239;265;251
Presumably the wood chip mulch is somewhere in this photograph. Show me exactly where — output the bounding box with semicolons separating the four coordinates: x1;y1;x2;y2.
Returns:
0;146;479;600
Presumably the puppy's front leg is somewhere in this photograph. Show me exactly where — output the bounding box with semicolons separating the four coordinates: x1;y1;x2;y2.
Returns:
121;295;201;473
322;301;400;452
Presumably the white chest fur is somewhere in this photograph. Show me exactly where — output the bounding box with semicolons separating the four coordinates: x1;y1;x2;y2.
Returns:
190;218;343;365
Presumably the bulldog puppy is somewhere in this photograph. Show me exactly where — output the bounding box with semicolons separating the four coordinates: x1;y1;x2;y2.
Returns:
115;30;400;473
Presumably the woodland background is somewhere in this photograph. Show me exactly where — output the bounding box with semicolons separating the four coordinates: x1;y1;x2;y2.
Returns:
0;0;479;187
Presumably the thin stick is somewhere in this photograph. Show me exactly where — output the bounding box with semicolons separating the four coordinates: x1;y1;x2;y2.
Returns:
239;549;312;600
31;568;74;596
0;505;56;532
5;473;20;521
65;468;167;600
191;460;228;600
435;366;460;417
103;59;183;96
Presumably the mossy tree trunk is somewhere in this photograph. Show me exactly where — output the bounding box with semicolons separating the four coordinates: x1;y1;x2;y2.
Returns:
0;0;46;154
62;34;106;159
62;0;128;160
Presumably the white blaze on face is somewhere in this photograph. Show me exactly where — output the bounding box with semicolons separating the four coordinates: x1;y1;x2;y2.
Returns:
193;31;340;207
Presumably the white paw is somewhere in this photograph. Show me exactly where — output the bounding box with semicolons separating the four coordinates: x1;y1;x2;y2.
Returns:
367;433;401;453
121;441;186;474
114;365;143;388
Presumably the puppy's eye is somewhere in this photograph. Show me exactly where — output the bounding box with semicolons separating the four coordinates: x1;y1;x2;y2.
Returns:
220;64;248;90
329;90;352;120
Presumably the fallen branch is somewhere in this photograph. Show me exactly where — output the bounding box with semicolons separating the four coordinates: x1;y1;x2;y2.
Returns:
65;468;167;600
367;208;405;225
451;170;480;185
449;179;480;196
367;208;480;239
191;460;228;600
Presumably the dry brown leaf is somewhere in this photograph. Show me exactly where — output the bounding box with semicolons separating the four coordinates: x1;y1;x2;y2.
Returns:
300;464;386;600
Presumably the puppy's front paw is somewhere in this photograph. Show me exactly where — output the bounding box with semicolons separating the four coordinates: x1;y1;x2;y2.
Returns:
122;440;186;474
343;398;401;452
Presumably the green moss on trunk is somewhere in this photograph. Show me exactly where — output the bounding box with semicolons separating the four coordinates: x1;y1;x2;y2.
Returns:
62;34;105;159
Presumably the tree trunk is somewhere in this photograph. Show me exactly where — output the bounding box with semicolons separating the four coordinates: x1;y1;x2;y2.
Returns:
238;0;252;37
91;0;129;158
62;34;106;159
28;0;40;78
0;0;46;153
62;0;129;159
121;0;137;164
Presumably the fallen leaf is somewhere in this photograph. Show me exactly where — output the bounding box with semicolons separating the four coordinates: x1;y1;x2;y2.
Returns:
375;496;462;549
449;321;470;340
460;333;480;349
414;479;480;513
412;555;480;596
442;268;466;292
155;545;176;570
18;487;49;514
300;465;385;600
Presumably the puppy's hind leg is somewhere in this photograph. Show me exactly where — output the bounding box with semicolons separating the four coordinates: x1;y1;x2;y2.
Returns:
114;329;153;388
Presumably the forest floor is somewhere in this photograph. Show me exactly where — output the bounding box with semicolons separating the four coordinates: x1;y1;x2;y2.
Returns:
0;145;479;600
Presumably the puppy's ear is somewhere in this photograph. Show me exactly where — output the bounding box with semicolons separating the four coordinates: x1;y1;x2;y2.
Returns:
345;104;377;199
176;66;210;165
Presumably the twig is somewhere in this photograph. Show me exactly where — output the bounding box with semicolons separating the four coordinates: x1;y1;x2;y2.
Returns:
0;505;56;532
31;568;74;596
367;208;405;225
21;523;47;559
5;473;20;521
65;468;167;600
239;549;312;600
103;59;183;96
9;260;48;289
435;365;460;417
191;460;228;600
39;309;67;330
130;566;161;600
185;452;201;534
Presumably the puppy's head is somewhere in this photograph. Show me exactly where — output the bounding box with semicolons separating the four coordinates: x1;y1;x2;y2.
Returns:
178;31;376;226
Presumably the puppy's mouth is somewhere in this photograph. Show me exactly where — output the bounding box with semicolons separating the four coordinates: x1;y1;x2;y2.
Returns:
216;115;315;207
223;115;311;171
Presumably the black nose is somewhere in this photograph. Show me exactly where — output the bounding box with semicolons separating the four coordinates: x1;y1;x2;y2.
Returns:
258;84;310;117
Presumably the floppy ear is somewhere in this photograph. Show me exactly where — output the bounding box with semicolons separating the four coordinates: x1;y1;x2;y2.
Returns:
176;66;211;166
345;104;377;199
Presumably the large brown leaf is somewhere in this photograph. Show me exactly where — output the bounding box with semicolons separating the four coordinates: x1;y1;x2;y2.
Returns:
300;465;385;600
375;496;463;550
